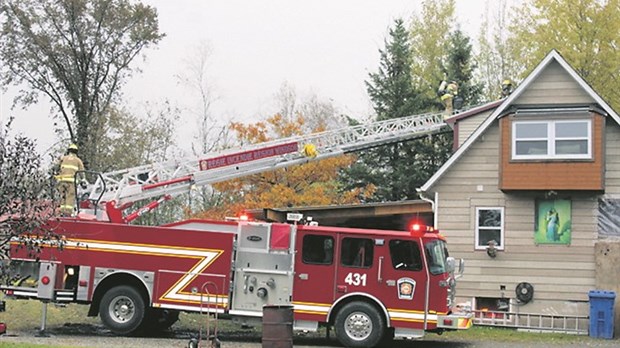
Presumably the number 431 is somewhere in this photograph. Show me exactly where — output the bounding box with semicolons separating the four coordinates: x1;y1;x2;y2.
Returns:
344;272;367;286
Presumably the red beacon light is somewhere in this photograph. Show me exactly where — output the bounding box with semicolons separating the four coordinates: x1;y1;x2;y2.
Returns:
409;222;436;234
238;212;250;221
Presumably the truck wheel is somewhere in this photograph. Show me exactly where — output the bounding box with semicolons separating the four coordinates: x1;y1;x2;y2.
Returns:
99;285;145;335
334;301;385;348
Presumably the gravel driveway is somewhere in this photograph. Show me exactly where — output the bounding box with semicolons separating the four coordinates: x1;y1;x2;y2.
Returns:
1;325;619;348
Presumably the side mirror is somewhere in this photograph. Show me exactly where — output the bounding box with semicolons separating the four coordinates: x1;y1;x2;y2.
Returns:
446;257;456;273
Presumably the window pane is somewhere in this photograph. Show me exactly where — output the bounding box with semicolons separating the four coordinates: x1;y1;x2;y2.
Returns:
556;140;588;155
478;209;501;227
478;229;502;247
516;123;547;138
302;235;334;265
341;238;373;268
516;140;547;155
425;240;448;275
556;122;588;137
389;240;422;271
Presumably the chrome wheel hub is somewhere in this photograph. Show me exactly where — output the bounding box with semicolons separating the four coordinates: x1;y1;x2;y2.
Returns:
344;311;373;341
109;296;135;323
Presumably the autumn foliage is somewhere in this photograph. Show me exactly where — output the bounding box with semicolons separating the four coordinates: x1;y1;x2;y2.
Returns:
194;113;375;219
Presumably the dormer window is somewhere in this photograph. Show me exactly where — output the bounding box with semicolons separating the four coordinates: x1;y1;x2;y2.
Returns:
512;119;591;160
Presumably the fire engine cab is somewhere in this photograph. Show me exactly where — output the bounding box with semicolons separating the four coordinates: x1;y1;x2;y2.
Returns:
1;109;473;347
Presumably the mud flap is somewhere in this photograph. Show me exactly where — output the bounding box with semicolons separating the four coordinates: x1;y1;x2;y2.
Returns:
37;263;57;300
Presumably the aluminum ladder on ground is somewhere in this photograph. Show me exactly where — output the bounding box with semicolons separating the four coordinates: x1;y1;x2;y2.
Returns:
473;309;589;335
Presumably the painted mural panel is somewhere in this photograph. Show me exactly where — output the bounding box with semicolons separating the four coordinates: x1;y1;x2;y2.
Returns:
534;199;572;244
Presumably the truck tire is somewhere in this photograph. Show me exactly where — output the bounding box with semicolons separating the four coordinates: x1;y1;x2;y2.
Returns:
334;301;385;348
99;285;146;335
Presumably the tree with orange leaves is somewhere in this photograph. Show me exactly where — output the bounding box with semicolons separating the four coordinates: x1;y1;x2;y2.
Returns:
194;113;375;220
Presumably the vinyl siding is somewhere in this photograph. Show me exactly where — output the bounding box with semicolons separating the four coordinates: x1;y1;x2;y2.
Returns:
605;121;620;193
513;61;594;105
432;121;597;303
457;110;493;147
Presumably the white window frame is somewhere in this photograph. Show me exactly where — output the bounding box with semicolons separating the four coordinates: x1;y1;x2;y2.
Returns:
475;207;505;251
512;119;592;160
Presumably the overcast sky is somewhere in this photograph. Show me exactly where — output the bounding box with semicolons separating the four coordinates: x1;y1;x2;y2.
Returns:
1;0;495;156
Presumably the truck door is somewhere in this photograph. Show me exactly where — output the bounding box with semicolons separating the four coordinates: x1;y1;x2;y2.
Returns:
334;235;376;297
292;231;336;323
378;238;429;332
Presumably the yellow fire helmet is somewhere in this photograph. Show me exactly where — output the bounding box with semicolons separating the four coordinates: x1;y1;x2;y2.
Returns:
303;143;318;158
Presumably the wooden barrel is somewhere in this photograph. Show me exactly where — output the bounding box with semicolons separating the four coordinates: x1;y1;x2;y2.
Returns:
262;304;294;348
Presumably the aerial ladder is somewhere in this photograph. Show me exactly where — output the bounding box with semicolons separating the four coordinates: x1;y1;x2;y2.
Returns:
84;110;451;223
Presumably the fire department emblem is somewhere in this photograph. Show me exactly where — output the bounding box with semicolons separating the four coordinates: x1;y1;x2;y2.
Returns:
397;277;416;300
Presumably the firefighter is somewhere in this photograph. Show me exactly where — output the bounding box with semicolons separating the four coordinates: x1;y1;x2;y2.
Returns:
56;143;85;216
438;80;458;118
501;79;514;98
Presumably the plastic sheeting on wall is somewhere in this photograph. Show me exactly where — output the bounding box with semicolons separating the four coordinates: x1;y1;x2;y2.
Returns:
597;199;620;238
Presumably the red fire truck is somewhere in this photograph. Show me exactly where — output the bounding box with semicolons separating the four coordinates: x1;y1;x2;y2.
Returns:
1;110;472;347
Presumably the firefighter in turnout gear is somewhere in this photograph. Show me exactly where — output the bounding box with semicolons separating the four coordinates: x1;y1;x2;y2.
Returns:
438;80;458;119
56;143;85;216
501;79;514;98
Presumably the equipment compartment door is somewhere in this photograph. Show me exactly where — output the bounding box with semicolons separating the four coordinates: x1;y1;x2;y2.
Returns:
292;231;336;320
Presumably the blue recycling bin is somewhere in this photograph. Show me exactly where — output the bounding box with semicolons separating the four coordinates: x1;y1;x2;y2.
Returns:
589;290;616;339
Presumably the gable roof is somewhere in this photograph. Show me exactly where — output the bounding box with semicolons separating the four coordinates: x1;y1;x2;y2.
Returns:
419;49;620;193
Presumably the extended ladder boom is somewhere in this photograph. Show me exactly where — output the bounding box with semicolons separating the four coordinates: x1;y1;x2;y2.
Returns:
88;110;448;221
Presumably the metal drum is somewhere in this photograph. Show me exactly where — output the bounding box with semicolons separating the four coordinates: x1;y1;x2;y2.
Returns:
262;305;294;348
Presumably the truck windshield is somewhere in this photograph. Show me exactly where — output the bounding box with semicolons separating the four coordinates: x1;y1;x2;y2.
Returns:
425;240;449;275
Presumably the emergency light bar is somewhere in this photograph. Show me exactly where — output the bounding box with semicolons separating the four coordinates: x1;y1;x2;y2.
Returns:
409;223;436;233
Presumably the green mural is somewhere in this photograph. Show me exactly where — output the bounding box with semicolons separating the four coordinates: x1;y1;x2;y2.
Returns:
535;199;572;245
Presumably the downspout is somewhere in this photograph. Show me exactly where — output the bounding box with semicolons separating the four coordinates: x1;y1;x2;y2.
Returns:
417;189;438;229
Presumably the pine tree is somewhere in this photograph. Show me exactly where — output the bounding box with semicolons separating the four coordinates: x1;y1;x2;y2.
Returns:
443;29;484;107
366;19;428;121
340;19;450;202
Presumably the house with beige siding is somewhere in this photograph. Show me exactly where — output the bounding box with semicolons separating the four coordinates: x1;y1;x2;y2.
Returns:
419;49;620;333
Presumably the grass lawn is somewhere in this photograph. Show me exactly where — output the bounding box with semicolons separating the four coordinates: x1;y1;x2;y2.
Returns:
0;298;616;346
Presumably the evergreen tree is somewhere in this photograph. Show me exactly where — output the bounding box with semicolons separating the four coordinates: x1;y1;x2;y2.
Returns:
366;19;428;121
443;29;484;107
340;19;450;202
